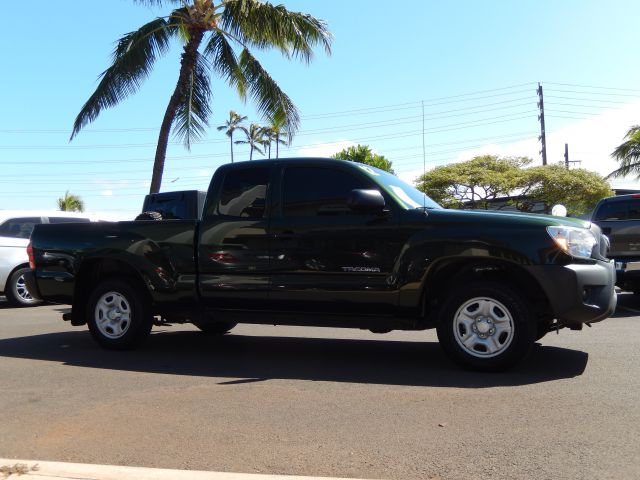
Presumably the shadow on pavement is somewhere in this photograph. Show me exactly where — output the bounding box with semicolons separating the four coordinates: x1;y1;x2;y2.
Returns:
0;328;588;388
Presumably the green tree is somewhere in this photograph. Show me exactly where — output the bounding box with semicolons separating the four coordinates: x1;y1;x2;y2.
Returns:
331;144;395;173
235;123;264;160
71;0;332;193
416;155;612;215
416;155;530;209
608;125;640;178
217;110;247;163
523;165;613;215
57;191;85;212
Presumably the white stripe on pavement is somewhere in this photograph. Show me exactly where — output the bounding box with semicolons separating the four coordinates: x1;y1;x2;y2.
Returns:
0;459;376;480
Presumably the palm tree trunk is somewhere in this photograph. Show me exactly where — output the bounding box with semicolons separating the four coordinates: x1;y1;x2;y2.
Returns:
275;133;279;158
250;145;254;161
149;30;205;194
230;132;234;163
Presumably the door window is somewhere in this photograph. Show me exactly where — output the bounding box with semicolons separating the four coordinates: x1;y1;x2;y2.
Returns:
282;167;371;217
216;167;270;218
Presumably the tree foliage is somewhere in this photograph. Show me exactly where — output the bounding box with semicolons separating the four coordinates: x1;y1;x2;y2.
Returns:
416;155;612;215
331;144;395;173
608;125;640;178
71;0;332;193
57;191;85;212
416;155;530;209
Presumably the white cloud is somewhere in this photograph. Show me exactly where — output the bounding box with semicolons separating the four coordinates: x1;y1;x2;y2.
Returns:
100;190;113;197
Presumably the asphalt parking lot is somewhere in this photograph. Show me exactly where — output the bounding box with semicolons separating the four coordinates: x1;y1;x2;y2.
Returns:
1;295;639;480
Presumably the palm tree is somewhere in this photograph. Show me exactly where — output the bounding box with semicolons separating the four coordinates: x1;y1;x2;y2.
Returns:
266;113;289;158
261;126;274;158
71;0;332;193
235;123;264;160
217;110;247;163
57;191;85;212
608;125;640;178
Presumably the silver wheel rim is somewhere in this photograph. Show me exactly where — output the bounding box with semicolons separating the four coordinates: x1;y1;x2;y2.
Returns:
94;291;132;339
15;274;35;303
453;296;514;358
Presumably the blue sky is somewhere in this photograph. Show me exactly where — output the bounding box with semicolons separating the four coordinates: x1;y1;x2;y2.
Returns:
2;0;640;218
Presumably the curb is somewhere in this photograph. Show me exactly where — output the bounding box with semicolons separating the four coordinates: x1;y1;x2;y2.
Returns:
0;459;370;480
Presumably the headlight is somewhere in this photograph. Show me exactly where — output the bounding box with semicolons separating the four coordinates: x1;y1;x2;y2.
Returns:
546;226;597;259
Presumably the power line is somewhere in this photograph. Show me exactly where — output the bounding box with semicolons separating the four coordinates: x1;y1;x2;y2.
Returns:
543;81;640;93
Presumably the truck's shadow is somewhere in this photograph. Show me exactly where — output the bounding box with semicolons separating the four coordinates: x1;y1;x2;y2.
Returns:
0;329;587;388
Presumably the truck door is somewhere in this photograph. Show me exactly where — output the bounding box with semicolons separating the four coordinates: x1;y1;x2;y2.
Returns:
268;163;403;316
197;165;272;310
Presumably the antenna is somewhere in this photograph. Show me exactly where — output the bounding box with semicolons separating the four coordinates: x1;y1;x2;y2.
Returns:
422;99;426;209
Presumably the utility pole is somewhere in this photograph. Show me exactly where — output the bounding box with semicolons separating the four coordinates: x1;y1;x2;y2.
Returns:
564;143;582;169
537;83;547;166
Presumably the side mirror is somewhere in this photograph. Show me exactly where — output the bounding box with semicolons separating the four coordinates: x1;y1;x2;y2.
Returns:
347;189;386;214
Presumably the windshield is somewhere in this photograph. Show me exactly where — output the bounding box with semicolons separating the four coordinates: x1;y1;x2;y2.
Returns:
354;164;442;210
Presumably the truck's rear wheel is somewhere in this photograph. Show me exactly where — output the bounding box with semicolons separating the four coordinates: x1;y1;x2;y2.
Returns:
436;282;536;371
86;279;152;350
192;321;237;334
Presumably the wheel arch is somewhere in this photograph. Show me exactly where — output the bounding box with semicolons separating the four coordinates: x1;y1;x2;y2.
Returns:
71;258;152;325
420;257;553;328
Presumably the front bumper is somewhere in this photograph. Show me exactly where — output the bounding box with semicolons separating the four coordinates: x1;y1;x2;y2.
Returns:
528;260;616;325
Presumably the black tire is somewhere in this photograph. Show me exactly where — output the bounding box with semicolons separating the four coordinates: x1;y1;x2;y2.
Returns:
134;211;163;221
436;282;536;372
192;321;237;334
86;279;153;350
5;267;42;307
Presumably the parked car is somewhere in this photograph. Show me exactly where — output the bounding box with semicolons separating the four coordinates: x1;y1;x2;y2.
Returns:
591;194;640;293
26;159;615;371
0;211;93;306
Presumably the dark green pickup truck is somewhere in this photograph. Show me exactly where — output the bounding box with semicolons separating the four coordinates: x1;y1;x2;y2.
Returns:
26;158;616;371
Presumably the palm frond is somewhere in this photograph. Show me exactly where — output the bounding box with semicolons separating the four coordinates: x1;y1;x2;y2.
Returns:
239;48;299;137
133;0;182;7
172;52;212;149
221;0;332;62
204;32;247;100
71;18;176;139
608;125;640;178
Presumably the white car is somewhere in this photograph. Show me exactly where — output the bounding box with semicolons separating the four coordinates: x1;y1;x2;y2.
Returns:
0;210;94;306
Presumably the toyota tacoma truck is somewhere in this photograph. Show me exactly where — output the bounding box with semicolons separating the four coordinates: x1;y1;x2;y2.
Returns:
25;158;616;371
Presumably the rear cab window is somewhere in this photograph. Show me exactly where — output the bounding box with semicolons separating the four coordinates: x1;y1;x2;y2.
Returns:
594;200;640;221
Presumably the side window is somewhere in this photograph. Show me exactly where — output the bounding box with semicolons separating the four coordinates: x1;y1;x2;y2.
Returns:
48;217;91;224
216;167;269;218
282;167;371;217
0;217;42;239
594;201;628;221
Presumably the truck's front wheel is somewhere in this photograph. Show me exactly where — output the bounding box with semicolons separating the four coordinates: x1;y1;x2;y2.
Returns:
86;279;152;350
436;282;536;371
